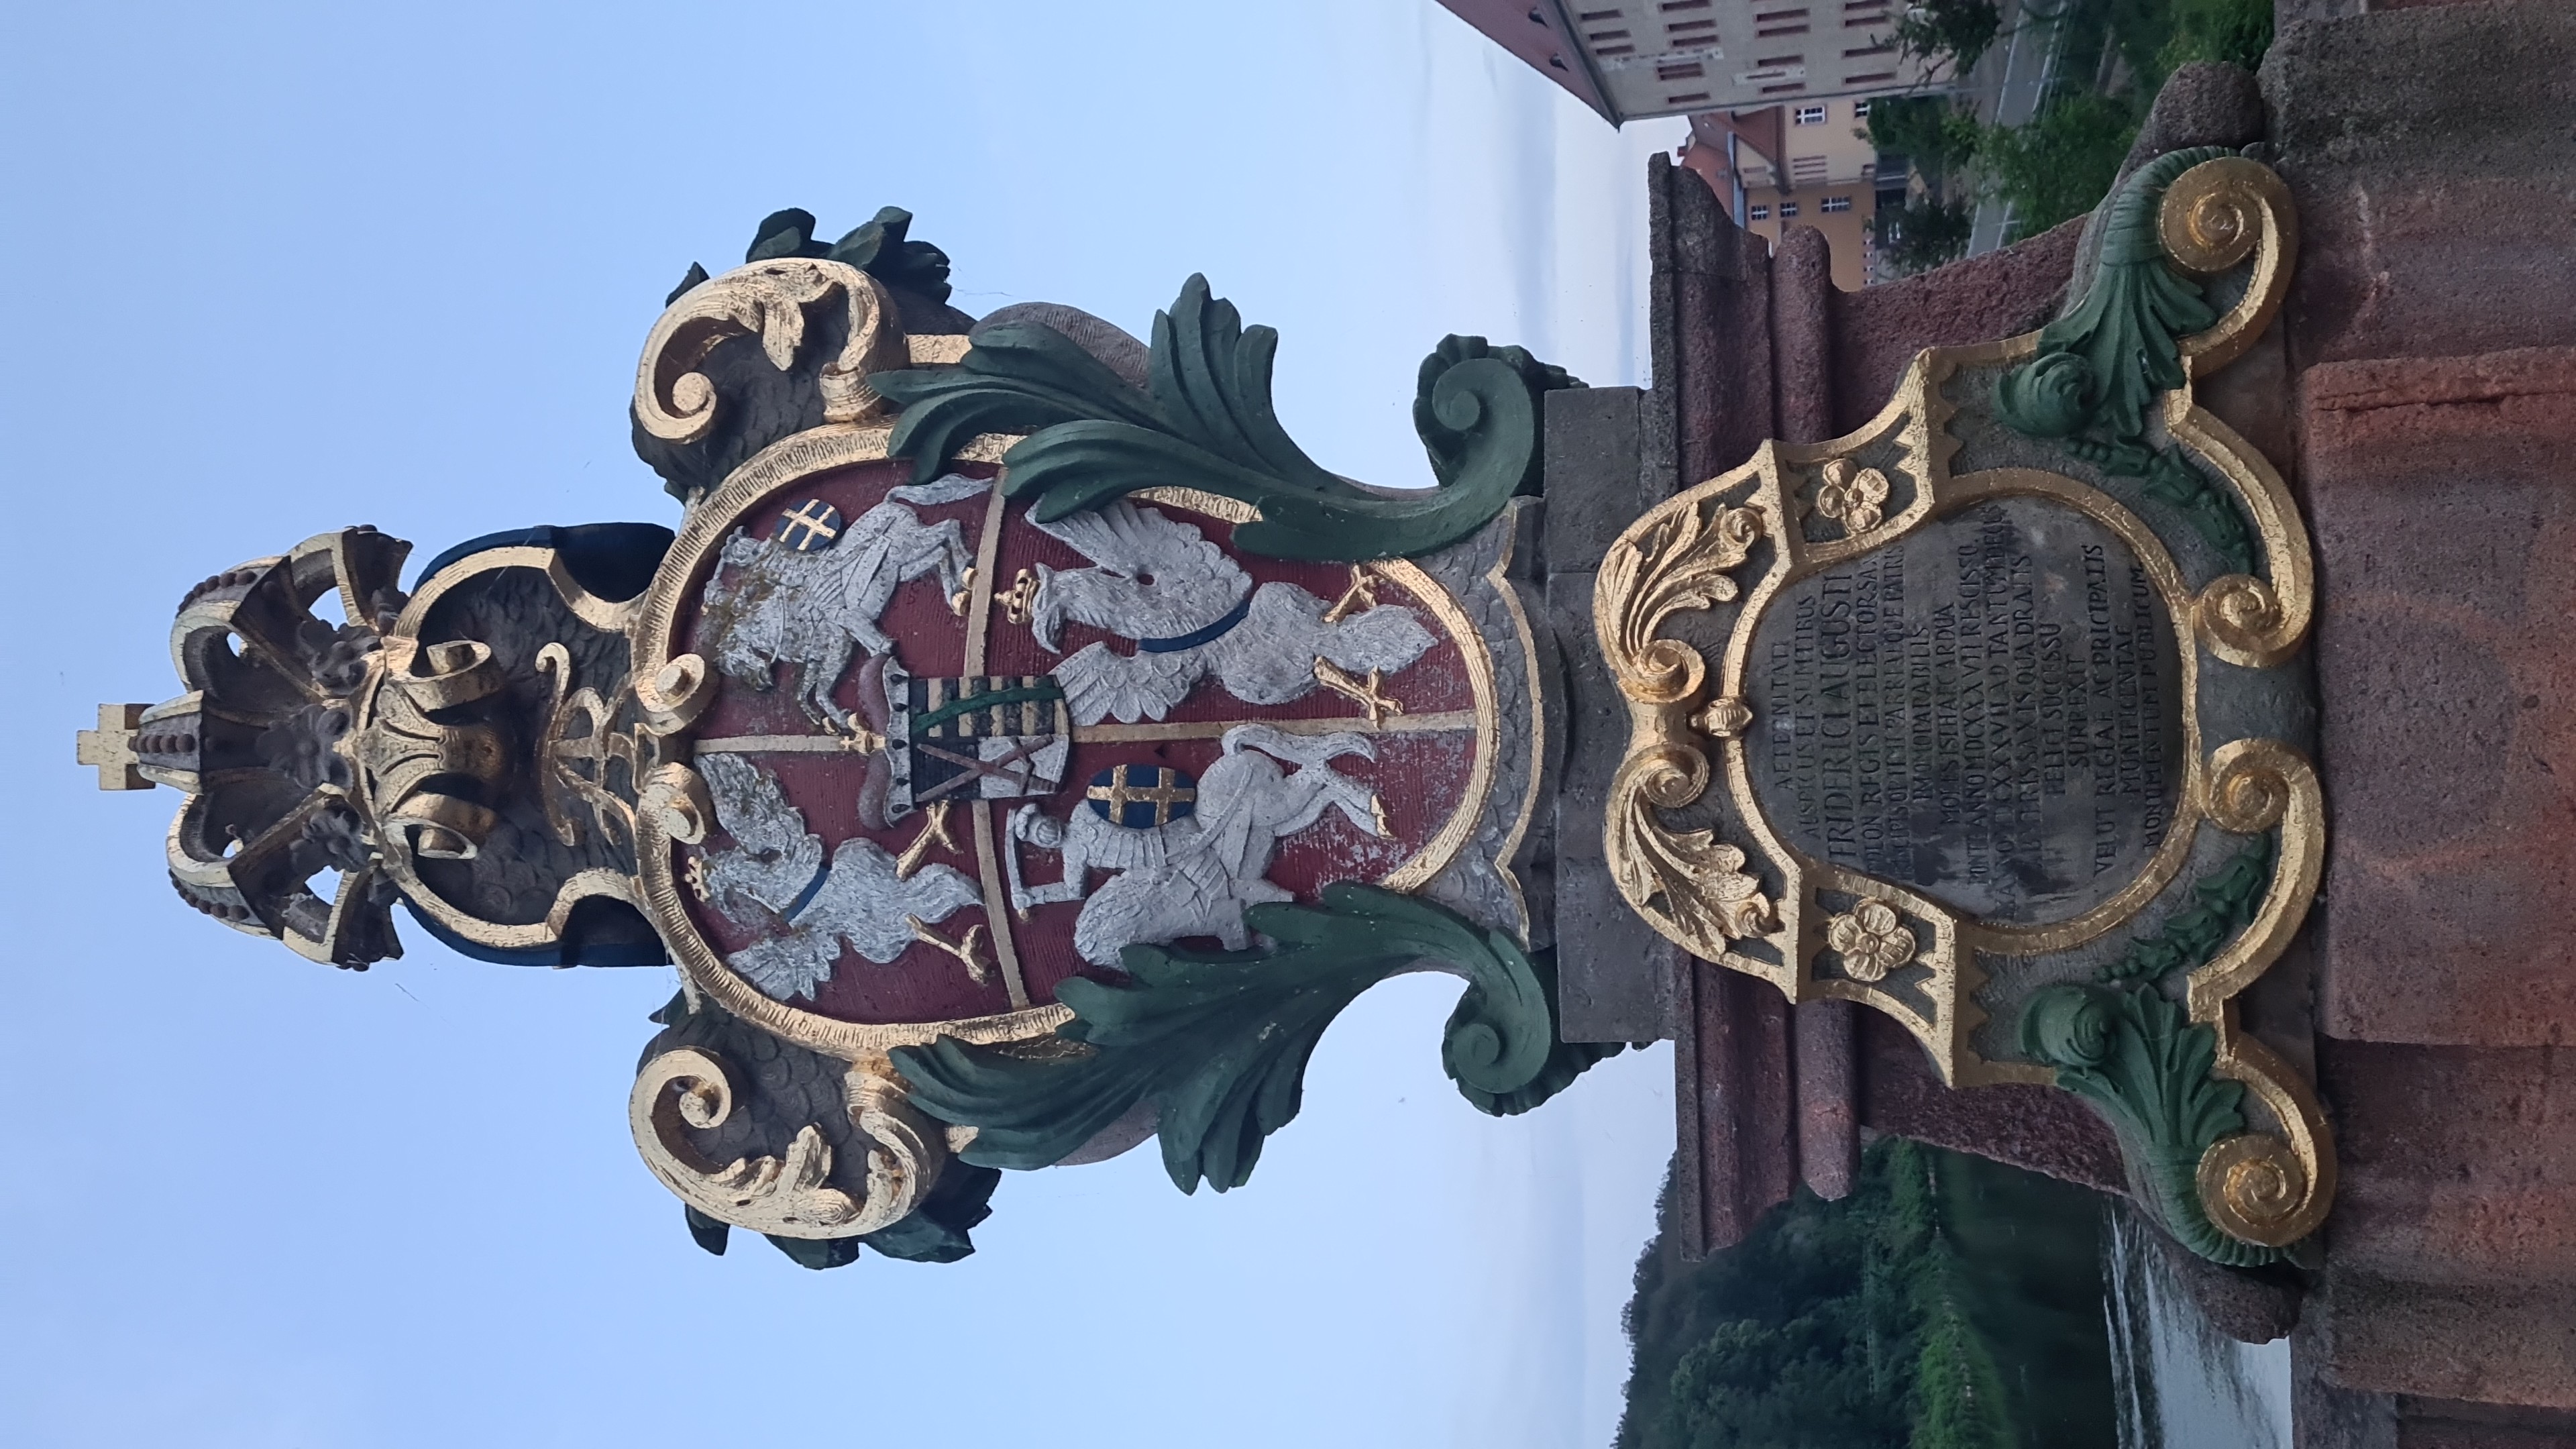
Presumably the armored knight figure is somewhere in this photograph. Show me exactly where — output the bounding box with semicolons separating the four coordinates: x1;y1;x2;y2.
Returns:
82;161;2337;1277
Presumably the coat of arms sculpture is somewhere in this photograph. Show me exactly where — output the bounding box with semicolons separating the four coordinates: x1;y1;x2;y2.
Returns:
80;155;2334;1273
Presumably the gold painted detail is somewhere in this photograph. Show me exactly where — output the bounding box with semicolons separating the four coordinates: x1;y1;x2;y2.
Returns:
1810;458;1891;534
1311;659;1403;725
635;259;906;457
2186;738;2334;1247
362;639;508;859
1587;153;2331;1258
629;1049;946;1240
1825;900;1918;983
1693;696;1752;740
1596;497;1775;951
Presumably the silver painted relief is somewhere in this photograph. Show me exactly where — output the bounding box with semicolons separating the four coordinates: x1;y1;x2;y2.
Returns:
1025;500;1437;724
694;753;983;1002
1002;724;1388;967
698;472;990;727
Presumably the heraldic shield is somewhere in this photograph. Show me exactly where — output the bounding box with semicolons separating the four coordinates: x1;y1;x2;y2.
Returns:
79;206;1601;1268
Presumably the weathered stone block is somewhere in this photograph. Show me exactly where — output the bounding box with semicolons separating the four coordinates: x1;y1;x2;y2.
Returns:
2307;347;2576;1046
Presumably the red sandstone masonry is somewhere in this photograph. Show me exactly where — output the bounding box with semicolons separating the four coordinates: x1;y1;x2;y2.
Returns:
2305;347;2576;1048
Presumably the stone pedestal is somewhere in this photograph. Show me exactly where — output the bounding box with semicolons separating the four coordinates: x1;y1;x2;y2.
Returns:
1553;5;2576;1436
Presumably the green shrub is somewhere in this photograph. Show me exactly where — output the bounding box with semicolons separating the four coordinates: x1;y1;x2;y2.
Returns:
1979;91;2143;239
2158;0;2271;74
1874;197;1975;276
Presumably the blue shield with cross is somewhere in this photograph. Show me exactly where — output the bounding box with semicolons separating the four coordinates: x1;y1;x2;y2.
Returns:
1085;764;1198;829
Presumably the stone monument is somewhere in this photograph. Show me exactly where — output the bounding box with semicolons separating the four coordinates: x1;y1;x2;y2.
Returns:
80;11;2576;1432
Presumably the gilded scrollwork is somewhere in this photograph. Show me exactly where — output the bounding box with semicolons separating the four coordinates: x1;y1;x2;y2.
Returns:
1595;496;1777;957
634;258;906;449
629;1046;947;1241
1598;498;1764;706
1606;745;1774;946
1590;149;2331;1264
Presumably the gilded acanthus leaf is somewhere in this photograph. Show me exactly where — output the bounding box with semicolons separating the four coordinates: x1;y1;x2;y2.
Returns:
1606;747;1775;948
1600;500;1764;703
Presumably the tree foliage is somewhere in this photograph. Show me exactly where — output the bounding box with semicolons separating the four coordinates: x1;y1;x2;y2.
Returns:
1873;197;1974;277
2157;0;2271;74
1618;1142;2118;1449
1979;91;2145;241
1867;96;1984;182
1888;0;2006;78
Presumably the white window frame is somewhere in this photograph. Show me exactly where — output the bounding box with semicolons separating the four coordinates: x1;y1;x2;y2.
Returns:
1792;104;1827;125
1820;195;1852;213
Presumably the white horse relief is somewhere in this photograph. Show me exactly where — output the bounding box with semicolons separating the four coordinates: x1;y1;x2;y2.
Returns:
694;753;983;1002
702;473;989;729
1004;724;1389;967
1024;499;1437;724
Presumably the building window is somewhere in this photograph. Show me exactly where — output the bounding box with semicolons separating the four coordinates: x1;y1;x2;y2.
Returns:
1660;0;1713;9
1843;70;1896;83
1779;201;1801;217
1668;17;1717;34
1794;104;1827;124
1749;205;1772;221
1579;7;1625;17
1853;99;1872;117
1588;28;1630;40
1820;195;1852;212
1667;91;1711;103
1657;60;1706;79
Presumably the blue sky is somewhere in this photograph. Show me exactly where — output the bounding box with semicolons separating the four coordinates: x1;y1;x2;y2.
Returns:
1;5;1684;1444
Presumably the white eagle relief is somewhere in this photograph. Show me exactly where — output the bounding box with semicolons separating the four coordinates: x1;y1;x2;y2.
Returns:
1005;724;1389;967
1026;500;1438;724
694;753;981;1003
703;473;991;729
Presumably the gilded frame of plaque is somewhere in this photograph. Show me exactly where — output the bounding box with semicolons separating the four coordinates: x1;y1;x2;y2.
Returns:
1597;154;2330;1263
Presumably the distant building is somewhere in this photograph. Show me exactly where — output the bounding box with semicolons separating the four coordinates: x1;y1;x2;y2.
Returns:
1675;99;1907;289
1434;0;1942;125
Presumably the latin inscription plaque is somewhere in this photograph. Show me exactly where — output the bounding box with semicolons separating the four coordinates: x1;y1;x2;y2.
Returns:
1743;497;2183;922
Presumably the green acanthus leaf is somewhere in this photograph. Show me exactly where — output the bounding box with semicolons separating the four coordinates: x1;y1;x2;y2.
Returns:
890;885;1582;1195
871;274;1578;563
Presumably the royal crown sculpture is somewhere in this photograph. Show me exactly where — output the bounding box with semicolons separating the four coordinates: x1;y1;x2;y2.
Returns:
83;160;2334;1271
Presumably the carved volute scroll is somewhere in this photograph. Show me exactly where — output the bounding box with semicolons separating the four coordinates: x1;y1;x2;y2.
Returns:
1594;151;2330;1265
635;259;908;454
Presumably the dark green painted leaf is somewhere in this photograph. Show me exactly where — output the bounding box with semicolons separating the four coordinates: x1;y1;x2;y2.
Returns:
2021;981;2286;1266
682;1204;729;1256
891;885;1585;1194
871;275;1575;563
765;1232;863;1271
2101;836;2273;983
728;205;954;303
663;261;710;307
1996;147;2228;445
860;1163;1000;1265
